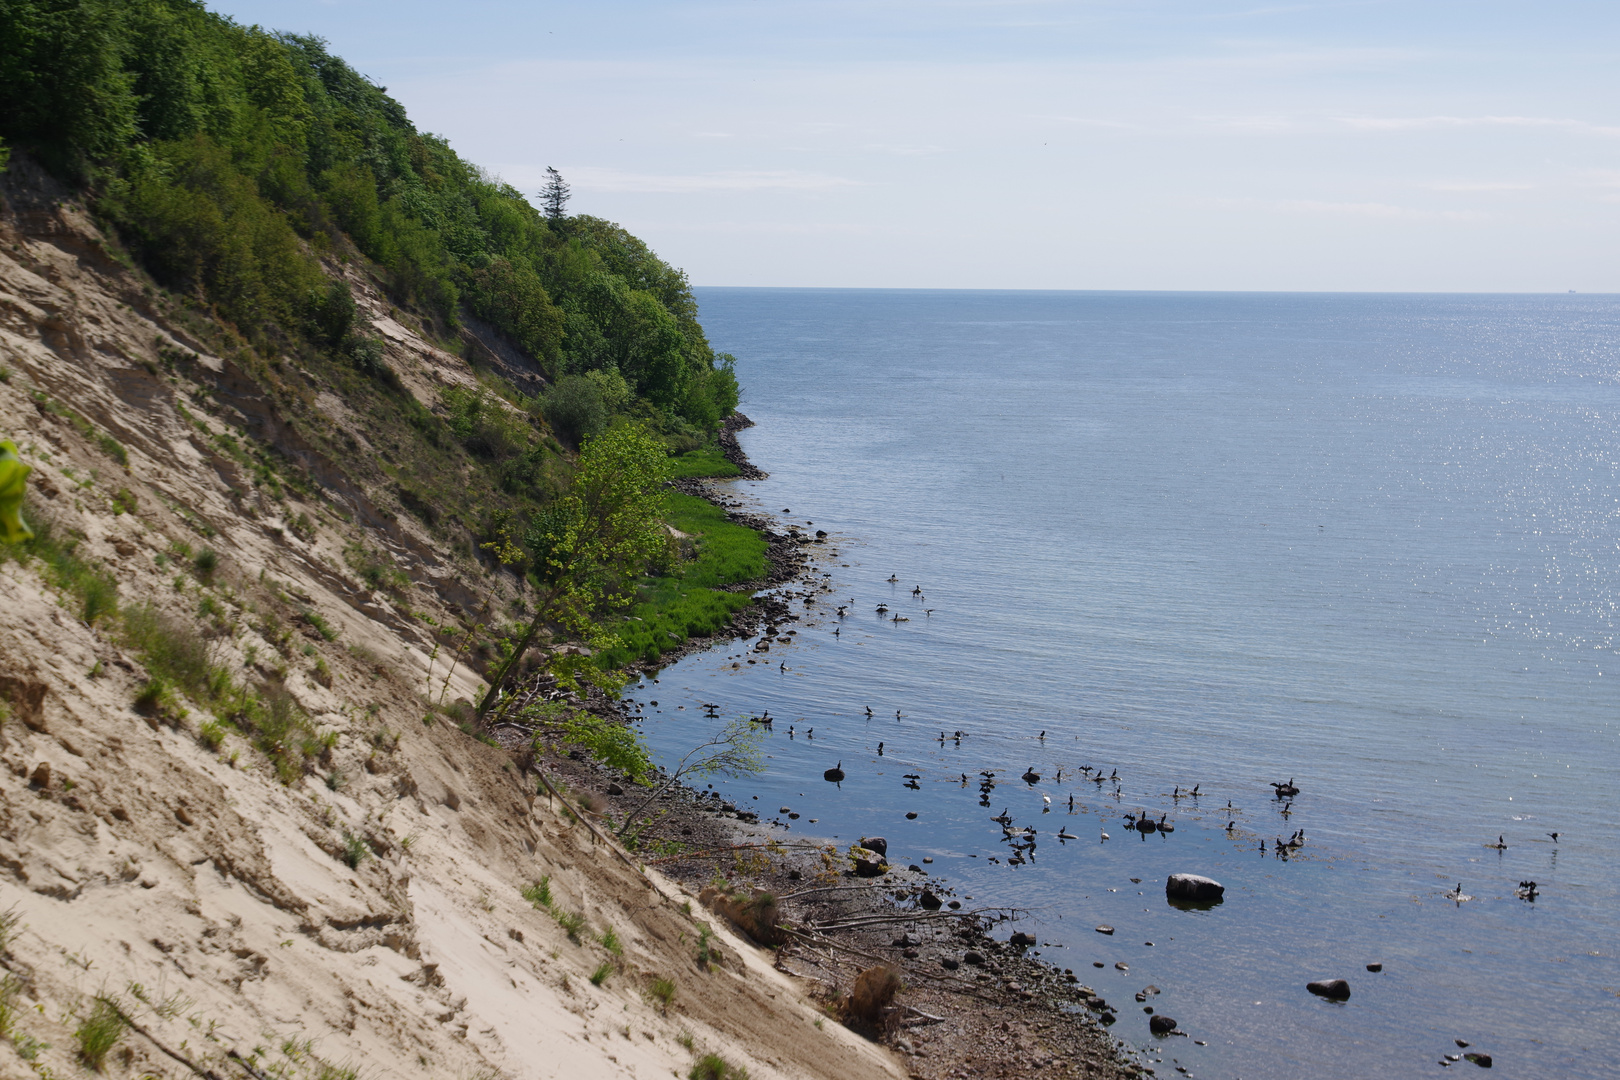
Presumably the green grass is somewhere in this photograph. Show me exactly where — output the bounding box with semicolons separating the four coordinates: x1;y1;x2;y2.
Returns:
689;1053;749;1080
589;961;614;987
648;976;676;1010
198;719;227;750
554;910;587;943
2;506;119;626
599;493;766;667
522;877;553;909
74;995;128;1071
599;926;623;956
301;608;339;641
30;392;128;469
668;446;739;479
339;830;370;869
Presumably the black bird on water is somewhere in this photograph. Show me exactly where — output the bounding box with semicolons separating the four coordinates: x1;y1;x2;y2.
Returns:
865;706;873;718
1271;778;1299;799
824;761;845;783
1022;766;1041;784
888;574;900;583
876;742;884;755
1548;832;1561;844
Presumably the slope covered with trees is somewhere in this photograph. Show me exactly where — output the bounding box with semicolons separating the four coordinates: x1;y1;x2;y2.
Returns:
0;0;736;432
1;0;751;675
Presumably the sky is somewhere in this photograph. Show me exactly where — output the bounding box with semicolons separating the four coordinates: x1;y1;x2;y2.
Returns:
205;1;1620;292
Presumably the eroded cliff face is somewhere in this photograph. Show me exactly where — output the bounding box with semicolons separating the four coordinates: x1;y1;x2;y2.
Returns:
0;166;903;1080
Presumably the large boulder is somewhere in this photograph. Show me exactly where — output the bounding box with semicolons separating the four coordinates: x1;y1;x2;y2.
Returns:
1149;1014;1178;1035
1307;978;1351;1000
1165;873;1225;903
860;836;888;857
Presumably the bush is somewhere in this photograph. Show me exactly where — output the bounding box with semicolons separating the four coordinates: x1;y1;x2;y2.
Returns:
543;374;608;447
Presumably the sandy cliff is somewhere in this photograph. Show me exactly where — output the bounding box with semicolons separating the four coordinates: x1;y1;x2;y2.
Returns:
0;166;906;1080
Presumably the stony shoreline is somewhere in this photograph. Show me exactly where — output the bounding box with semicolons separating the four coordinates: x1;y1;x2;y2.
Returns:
506;415;1145;1079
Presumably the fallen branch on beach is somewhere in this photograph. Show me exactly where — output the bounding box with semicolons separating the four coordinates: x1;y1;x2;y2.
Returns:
645;840;829;866
809;906;1021;933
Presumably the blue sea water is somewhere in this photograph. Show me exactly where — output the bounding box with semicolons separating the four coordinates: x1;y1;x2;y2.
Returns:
626;289;1620;1079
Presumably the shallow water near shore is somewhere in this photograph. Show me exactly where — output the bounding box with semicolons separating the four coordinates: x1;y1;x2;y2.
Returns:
626;288;1620;1079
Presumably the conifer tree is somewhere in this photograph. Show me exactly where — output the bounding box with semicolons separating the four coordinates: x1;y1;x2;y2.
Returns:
541;166;570;222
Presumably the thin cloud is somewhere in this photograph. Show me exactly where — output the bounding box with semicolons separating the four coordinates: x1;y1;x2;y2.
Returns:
1424;180;1533;193
1276;199;1487;221
562;167;862;194
1341;115;1620;137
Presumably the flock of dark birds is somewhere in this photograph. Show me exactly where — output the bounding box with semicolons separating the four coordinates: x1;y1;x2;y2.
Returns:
681;574;1563;905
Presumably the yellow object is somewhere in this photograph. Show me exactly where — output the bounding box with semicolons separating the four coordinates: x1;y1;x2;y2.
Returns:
0;439;33;543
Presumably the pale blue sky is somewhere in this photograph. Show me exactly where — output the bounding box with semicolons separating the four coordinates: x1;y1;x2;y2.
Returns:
208;1;1620;291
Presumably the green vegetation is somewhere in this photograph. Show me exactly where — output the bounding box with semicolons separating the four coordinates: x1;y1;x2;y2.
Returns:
589;961;614;987
339;829;369;869
599;925;623;956
555;910;587;944
0;441;34;543
0;0;737;427
668;446;740;480
601;493;765;667
522;876;553;909
198;718;226;750
689;1053;749;1080
28;394;128;468
479;423;675;713
1;3;749;690
301;608;339;641
648;976;676;1010
73;995;128;1071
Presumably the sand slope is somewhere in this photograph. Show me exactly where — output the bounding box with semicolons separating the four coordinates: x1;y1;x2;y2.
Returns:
0;167;907;1080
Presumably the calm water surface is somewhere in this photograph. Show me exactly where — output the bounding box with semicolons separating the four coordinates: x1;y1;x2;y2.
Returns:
626;290;1620;1079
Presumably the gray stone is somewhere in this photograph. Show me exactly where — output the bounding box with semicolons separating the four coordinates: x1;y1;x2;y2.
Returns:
1165;873;1225;902
860;836;888;856
1149;1015;1178;1035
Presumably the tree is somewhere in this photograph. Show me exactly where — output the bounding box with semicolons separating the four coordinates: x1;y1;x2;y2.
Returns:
541;166;570;223
615;720;764;843
476;421;673;717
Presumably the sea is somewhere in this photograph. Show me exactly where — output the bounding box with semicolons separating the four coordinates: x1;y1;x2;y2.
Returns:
624;288;1620;1080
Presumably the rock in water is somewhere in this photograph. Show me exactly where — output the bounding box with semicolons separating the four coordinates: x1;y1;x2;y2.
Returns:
919;890;943;911
1009;931;1036;947
1367;962;1384;972
1095;925;1115;935
1149;1015;1178;1035
1463;1052;1492;1068
1307;978;1351;1000
1165;873;1225;902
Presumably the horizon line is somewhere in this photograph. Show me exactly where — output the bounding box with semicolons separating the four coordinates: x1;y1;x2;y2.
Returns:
691;285;1612;296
